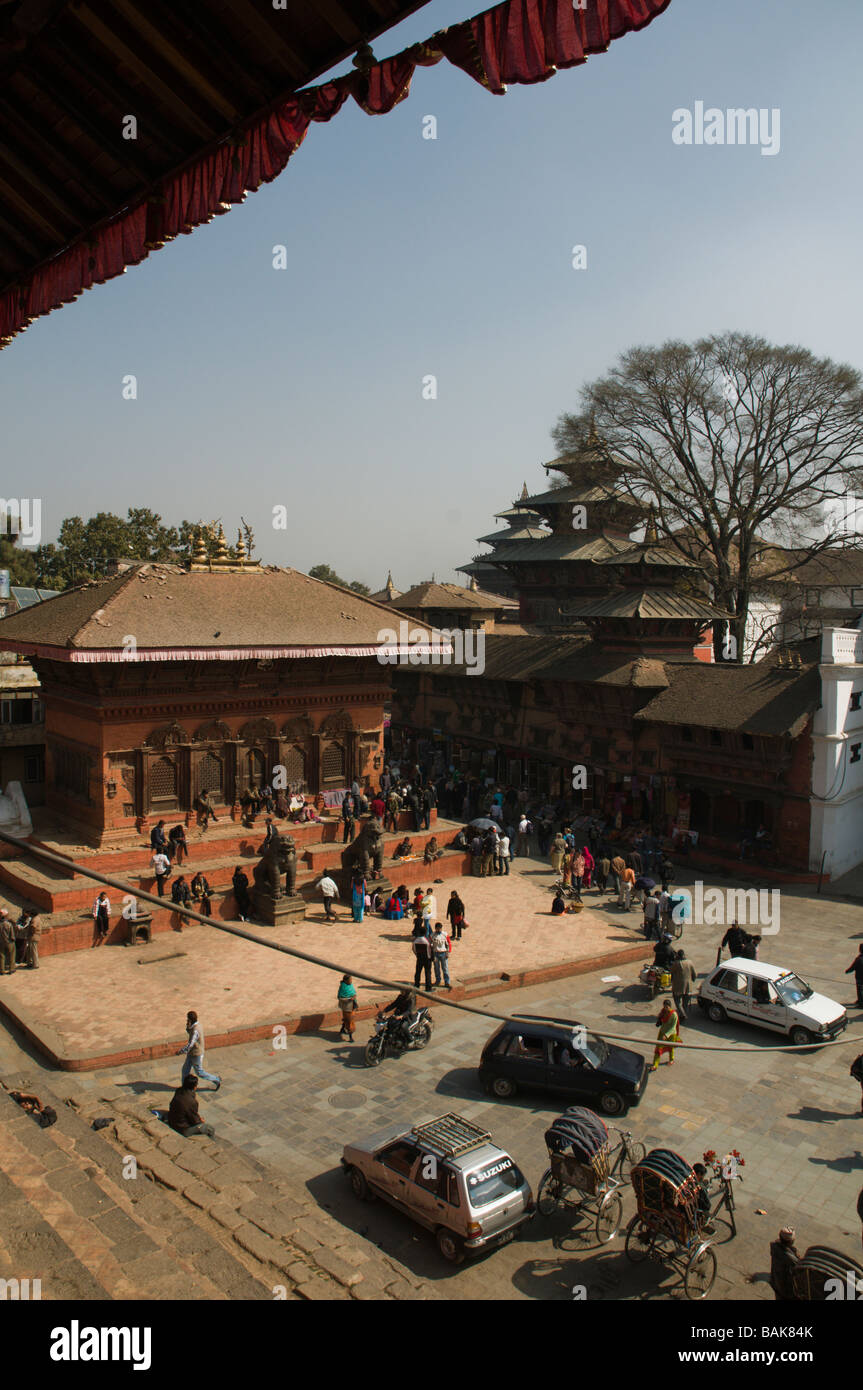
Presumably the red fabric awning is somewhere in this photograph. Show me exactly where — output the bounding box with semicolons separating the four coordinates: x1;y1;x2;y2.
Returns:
0;0;671;351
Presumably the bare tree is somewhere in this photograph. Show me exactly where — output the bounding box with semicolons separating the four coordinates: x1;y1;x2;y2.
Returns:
553;332;863;659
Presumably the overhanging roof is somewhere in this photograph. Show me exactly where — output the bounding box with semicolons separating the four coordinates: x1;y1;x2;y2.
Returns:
0;0;673;349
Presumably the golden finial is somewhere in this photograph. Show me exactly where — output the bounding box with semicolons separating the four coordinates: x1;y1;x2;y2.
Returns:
236;528;247;564
191;527;207;566
214;524;229;562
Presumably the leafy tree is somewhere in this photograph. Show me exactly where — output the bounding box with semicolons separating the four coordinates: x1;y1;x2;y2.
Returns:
553;332;863;660
0;536;38;587
308;563;370;595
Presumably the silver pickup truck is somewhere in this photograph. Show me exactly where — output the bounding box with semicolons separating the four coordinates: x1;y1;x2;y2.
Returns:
342;1112;534;1263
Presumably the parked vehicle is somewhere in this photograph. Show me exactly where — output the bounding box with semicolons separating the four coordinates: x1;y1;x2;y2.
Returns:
478;1014;648;1116
625;1148;718;1300
639;963;672;999
697;958;847;1046
342;1112;534;1263
363;1008;433;1067
535;1106;623;1244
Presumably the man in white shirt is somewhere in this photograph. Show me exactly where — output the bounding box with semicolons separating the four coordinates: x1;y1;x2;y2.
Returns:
319;874;338;921
497;833;511;876
431;924;451;990
517;816;531;857
152;850;171;897
422;889;438;923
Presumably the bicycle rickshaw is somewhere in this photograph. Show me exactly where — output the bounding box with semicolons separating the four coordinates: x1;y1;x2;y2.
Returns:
536;1107;624;1244
792;1246;863;1301
624;1149;718;1299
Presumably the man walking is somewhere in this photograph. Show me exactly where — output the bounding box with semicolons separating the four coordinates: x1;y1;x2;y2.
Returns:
431;923;451;990
320;873;339;921
643;891;661;942
610;853;626;898
168;1075;215;1139
177;1010;221;1090
152;848;171;897
670;948;697;1022
385;789;400;834
845;945;863;1008
516;814;532;858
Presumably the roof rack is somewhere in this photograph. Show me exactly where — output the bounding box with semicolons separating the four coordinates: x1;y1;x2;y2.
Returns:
411;1114;492;1159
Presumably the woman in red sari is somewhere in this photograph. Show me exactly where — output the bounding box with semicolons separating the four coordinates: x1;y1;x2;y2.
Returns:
582;845;594;891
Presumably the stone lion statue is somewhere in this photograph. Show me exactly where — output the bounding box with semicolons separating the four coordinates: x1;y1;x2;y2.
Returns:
253;833;297;899
341;818;384;880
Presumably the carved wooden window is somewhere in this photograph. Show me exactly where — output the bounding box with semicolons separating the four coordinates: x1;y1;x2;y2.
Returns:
247;749;265;787
321;743;345;783
283;746;305;786
54;746;90;801
151;757;177;801
200;754;223;795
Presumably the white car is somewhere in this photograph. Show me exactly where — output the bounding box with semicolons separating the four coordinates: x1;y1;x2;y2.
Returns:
697;957;847;1046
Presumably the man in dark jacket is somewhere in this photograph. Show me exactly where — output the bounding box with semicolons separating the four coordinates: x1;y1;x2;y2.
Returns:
670;949;697;1022
168;1075;214;1138
150;820;168;852
845;945;863;1008
716;920;749;965
769;1228;799;1300
653;934;676;970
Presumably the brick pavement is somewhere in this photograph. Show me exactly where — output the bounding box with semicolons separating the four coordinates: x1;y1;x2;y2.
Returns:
2;861;862;1300
0;856;649;1064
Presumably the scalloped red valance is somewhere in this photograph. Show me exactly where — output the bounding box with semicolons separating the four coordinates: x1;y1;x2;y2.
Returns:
0;0;671;351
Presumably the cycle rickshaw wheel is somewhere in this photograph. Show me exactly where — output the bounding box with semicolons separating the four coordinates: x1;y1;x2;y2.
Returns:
685;1244;717;1299
619;1139;647;1178
624;1214;653;1263
536;1169;562;1217
595;1190;623;1244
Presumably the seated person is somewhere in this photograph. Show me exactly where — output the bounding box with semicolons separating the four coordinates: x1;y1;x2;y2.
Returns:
423;836;442;865
190;871;212;917
553;1042;579;1067
513;1035;543;1059
452;828;469;852
395;883;410;907
752;978;771;1004
653;934;676;969
393;837;413;860
551;889;566;916
380;986;417;1046
383;893;404;920
168;1075;214;1139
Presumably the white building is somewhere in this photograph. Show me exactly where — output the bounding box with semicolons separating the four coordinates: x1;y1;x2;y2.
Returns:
810;626;863;878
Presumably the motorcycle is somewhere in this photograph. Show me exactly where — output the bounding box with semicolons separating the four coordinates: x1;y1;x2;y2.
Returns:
363;1009;434;1067
640;963;672;1000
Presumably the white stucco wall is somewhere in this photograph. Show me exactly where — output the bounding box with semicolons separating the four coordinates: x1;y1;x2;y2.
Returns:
810;628;863;878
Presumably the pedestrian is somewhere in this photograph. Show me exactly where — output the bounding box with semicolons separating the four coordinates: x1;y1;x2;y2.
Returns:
92;891;111;946
262;816;276;846
481;831;495;878
611;853;626;898
421;785;433;831
149;819;168;853
342;795;356;845
516;814;532;857
550;833;566;875
13;912;27;965
649;999;679;1070
670;948;696;1022
596;854;610;893
385;789;400;834
24;909;42;969
351;872;366;923
769;1228;800;1301
431;923;452;990
319;873;338;920
422;888;438;924
412;929;433;990
643;891;661;941
190;871;212;917
619;863;635;911
582;845;594;890
171;875;192;929
176;1010;221;1089
152;848;171;897
447;890;466;940
846;945;863;1008
470;833;483;877
232;865;251;921
195;790;218;830
572;849;585;896
167;824;188;865
497;831;511;876
337;975;358;1039
168;1075;215;1139
716;920;749;965
371;791;386;821
0;908;16;975
660;856;674;893
850;1053;863;1115
630;846;643;878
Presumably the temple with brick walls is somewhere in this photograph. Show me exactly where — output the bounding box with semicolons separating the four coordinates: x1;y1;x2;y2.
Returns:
0;550;469;952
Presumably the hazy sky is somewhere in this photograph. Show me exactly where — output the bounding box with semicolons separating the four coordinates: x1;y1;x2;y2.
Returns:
2;0;861;590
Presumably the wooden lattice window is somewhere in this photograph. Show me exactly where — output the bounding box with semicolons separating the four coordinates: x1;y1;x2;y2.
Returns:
247;749;265;787
283;746;305;785
199;753;223;795
54;746;90;801
321;743;345;783
151;757;177;801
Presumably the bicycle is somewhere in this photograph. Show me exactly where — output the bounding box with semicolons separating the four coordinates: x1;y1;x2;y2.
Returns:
702;1159;742;1238
607;1126;647;1180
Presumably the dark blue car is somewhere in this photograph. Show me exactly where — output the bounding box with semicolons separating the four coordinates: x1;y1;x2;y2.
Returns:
479;1014;648;1116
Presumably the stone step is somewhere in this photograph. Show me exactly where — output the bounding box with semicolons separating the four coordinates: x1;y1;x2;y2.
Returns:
62;1083;442;1302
